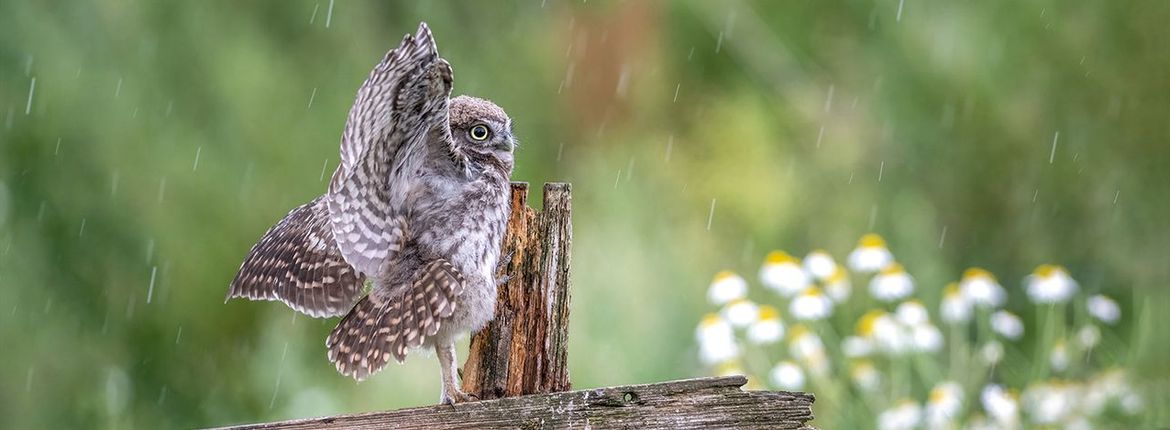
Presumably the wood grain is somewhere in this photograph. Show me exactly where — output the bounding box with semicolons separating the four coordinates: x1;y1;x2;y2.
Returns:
209;376;815;430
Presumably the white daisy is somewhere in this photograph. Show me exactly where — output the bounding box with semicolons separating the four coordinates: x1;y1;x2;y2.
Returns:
960;267;1006;308
790;287;833;321
803;249;838;280
789;325;829;375
980;341;1004;365
1025;264;1079;304
858;310;907;354
759;251;810;297
842;335;875;358
1075;324;1100;350
895;300;930;326
824;268;852;302
940;282;972;324
848;233;894;273
1087;294;1121;324
1022;381;1076;425
850;360;881;391
747;305;785;344
721;298;759;328
878;399;922;430
869;263;915;302
910;323;944;353
696;314;739;365
769;360;806;390
990;310;1024;340
707;271;748;305
981;384;1020;427
925;381;964;428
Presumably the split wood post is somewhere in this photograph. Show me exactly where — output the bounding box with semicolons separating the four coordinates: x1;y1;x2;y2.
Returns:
461;182;573;399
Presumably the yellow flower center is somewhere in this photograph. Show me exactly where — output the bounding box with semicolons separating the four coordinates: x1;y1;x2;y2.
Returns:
1034;264;1061;278
963;267;995;281
858;233;886;248
944;282;961;298
700;313;722;327
713;270;739;282
879;263;905;276
857;310;886;337
764;250;797;265
758;305;781;321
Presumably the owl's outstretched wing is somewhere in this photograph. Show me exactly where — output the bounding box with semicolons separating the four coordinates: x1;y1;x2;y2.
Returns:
325;259;466;380
327;22;458;278
226;196;366;318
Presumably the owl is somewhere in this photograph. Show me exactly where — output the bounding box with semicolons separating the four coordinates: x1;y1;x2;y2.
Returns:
226;22;515;404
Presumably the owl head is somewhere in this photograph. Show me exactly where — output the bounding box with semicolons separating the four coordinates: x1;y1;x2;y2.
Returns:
448;95;515;171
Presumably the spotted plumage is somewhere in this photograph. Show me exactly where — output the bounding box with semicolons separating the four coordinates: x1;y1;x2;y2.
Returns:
226;22;515;405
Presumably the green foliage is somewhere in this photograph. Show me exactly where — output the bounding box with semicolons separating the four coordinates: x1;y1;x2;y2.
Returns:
1;1;1168;428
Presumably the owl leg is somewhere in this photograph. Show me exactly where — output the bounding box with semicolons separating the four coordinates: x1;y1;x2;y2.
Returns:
436;341;476;404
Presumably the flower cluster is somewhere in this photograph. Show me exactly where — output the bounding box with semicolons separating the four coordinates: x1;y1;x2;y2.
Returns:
695;234;1142;429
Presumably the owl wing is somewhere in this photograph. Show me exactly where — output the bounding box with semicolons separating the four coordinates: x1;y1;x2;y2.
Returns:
327;22;459;278
325;259;466;380
226;196;366;318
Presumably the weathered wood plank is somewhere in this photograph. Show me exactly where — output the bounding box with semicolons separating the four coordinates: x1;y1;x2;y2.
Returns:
461;182;573;400
209;376;816;430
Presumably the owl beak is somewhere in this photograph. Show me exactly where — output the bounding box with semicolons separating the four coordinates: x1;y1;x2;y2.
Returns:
495;137;515;152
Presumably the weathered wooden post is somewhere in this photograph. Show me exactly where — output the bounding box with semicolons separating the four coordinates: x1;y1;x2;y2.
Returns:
461;182;573;399
210;182;816;430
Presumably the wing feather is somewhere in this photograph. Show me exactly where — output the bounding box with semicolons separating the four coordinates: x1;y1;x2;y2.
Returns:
326;22;457;278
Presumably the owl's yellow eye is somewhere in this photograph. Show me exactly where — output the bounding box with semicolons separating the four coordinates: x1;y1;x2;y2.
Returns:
469;125;490;141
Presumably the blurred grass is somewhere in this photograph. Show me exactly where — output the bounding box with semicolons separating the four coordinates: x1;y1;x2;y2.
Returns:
1;0;1168;428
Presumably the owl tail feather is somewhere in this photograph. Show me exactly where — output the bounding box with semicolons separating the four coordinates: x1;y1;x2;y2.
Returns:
325;259;466;381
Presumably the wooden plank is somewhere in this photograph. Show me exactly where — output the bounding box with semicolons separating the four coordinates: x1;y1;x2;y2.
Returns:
461;182;573;400
209;376;816;430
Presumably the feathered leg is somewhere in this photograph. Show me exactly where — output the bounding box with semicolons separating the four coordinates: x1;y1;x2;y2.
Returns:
436;341;476;404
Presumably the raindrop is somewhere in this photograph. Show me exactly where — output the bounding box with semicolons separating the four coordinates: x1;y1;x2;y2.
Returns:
615;65;630;98
687;46;695;61
158;385;168;405
673;83;681;102
54;137;61;156
715;32;724;53
1048;131;1059;164
815;126;824;148
165;100;174;117
25;77;35;115
896;0;905;22
146;266;158;304
193;146;202;171
664;135;674;163
44;297;53;313
938;226;948;248
878;161;885;182
36;201;46;222
613;170;621;189
269;342;290;409
78;218;86;237
175;325;183;344
706;199;717;231
114;78;123;98
867;205;878;230
325;0;335;28
111;170;120;196
556;142;565;162
848;171;855;184
307;87;318;110
158;177;167;203
1032;189;1039;203
625;157;635;181
309;3;320;24
1113;190;1120;205
319;158;329;181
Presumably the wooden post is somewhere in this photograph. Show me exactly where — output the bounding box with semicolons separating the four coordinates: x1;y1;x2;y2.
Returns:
461;182;573;399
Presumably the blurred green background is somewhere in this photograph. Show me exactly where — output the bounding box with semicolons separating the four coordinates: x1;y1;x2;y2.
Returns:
2;0;1168;428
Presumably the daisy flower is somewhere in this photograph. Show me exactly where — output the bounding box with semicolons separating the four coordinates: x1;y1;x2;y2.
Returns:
759;251;810;297
747;305;785;344
990;310;1024;340
1086;294;1121;324
721;298;759;328
824;267;852;302
960;267;1006;308
848;233;894;273
707;271;748;305
696;313;739;365
1025;264;1079;304
869;263;915;302
878;399;922;430
769;360;806;390
940;282;972;324
803;249;838;280
790;287;833;321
